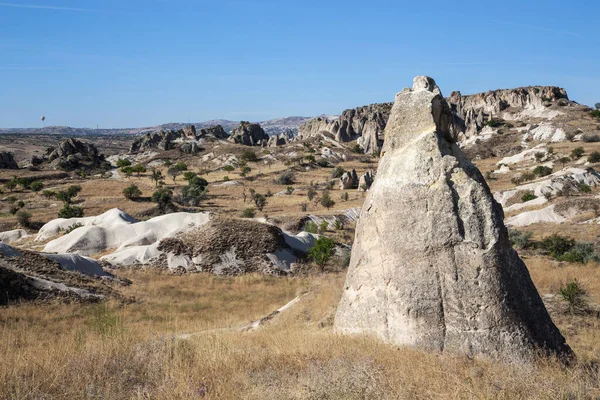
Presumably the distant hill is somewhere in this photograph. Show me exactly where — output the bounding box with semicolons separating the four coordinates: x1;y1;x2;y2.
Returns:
0;116;312;137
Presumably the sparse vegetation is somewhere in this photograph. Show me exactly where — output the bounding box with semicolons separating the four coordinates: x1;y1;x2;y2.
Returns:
521;191;537;202
123;184;142;200
241;208;256;218
532;165;553;177
559;280;587;314
277;170;295;185
588;151;600;163
320;190;335;210
508;229;533;249
308;236;336;271
16;210;31;227
240;150;258;162
151;188;173;213
58;204;85;218
571;147;585;159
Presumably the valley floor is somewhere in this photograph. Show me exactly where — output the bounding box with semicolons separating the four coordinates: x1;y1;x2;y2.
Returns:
1;257;599;399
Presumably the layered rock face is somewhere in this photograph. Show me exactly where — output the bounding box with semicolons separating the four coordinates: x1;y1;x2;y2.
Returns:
129;130;183;153
298;103;392;154
334;77;571;362
449;86;569;139
0;152;19;169
38;138;106;170
197;125;229;140
229;122;269;146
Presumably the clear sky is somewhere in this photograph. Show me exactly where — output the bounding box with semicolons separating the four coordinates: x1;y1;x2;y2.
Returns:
1;0;598;128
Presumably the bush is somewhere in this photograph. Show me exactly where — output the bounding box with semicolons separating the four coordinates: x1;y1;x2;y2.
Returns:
223;165;235;172
30;180;44;193
241;208;256;218
591;110;600;119
116;158;131;168
58;204;84;218
305;155;316;164
181;176;209;207
578;183;592;193
42;190;56;199
521;191;537;202
16;211;31;227
183;171;197;181
285;186;294;195
508;229;533;249
64;222;84;234
588;151;600;163
123;184;142;200
532;165;553;177
304;221;318;234
56;185;82;205
17;200;25;208
277;170;295;185
334;219;344;230
539;234;575;258
341;192;349;201
557;243;596;264
559;156;571;166
571;147;585;159
240;166;252;177
534;152;545;162
308;236;336;271
240;150;258;162
223;176;230;181
174;162;188;172
307;187;317;201
320;191;335;209
151;188;173;212
559;280;587;314
486;119;501;128
352;144;362;154
253;193;267;211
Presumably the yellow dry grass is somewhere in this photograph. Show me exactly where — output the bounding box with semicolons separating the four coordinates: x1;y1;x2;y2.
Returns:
1;257;600;399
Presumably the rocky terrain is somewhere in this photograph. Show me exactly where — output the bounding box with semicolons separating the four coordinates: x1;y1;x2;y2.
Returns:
1;77;600;398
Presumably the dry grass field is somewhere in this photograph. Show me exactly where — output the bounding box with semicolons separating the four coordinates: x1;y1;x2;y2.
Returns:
1;258;600;399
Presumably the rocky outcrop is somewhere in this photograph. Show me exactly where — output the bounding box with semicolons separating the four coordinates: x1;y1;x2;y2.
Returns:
298;103;392;154
334;76;572;362
35;138;106;171
0;152;19;169
339;169;359;190
129;130;183;153
358;170;374;191
229;122;269;146
182;125;196;139
267;131;294;147
180;142;201;154
197;125;229;140
449;86;569;140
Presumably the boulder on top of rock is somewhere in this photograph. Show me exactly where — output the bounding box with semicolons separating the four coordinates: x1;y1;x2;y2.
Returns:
334;76;572;362
35;138;107;171
229;122;269;146
197;125;229;140
0;152;19;169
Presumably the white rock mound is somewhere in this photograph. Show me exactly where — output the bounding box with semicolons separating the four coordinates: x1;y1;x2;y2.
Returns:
0;229;31;244
334;76;572;362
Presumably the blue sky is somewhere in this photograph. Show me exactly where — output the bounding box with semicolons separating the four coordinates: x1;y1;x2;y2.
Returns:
1;0;598;128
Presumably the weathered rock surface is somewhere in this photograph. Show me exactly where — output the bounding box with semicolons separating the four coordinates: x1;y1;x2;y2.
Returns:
229;122;269;146
36;138;106;171
182;125;197;139
358;170;374;191
339;169;359;190
449;86;569;140
334;76;572;362
129;130;183;153
197;125;229;140
298;103;392;154
0;152;19;169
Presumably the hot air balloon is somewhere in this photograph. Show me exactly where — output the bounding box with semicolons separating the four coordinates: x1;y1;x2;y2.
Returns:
41;116;46;122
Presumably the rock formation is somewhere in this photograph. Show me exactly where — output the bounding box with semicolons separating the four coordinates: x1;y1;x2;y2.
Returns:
339;169;359;190
298;103;392;154
182;125;196;139
34;138;106;171
129;130;183;153
334;76;572;362
0;152;19;169
229;122;269;146
197;125;229;140
358;170;374;191
448;86;569;140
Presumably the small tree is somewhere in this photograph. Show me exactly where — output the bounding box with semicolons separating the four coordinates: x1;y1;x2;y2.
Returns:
42;190;56;199
223;165;235;172
277;170;295;185
150;168;163;187
174;162;188;172
116;158;131;168
30;180;44;193
571;147;585;159
131;163;146;178
559;280;587;314
308;236;336;271
5;178;17;192
320;191;335;210
152;188;173;213
58;204;84;218
16;211;32;227
241;150;258;162
240;166;252;177
121;166;133;179
341;192;349;201
183;171;197;181
588;151;600;163
253;193;267;211
167;166;181;183
559;157;571;167
123;184;142;200
307;187;317;201
181;176;209;207
595;103;600;110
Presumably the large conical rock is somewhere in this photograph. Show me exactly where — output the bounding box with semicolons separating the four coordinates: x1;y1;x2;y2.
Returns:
334;76;572;362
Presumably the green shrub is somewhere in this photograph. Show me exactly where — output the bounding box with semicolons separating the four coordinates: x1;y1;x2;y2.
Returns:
240;150;258;162
307;187;317;201
532;165;553;177
334;219;344;230
539;234;575;258
223;176;230;181
341;192;349;201
588;151;600;163
17;200;25;208
534;152;545;162
241;208;256;218
286;186;294;195
578;183;592;193
508;229;533;249
223;165;235;172
304;221;318;234
253;193;267;211
16;211;31;227
521;191;537;202
30;180;44;193
591;110;600;119
183;171;197;181
64;222;84;234
277;170;295;185
352;144;362;154
181;176;209;207
559;280;587;314
331;166;346;179
58;204;84;218
320;191;335;209
559;157;571;166
319;220;329;233
42;190;56;199
557;243;596;264
583;134;600;143
571;147;585;159
151;188;173;213
308;236;336;271
240;166;252;177
123;184;142;200
116;158;131;168
174;162;188;172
